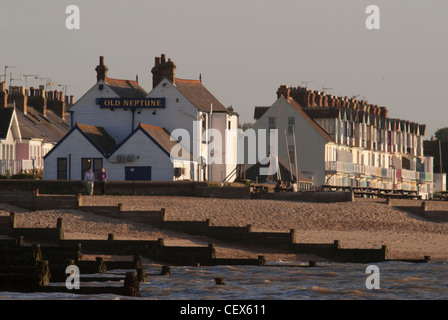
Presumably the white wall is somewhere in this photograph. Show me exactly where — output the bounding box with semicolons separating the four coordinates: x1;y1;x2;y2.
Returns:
44;129;105;180
250;97;329;186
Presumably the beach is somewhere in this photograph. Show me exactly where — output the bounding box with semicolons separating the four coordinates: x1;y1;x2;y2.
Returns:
1;196;448;262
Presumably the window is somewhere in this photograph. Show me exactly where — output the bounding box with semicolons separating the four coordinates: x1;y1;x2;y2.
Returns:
228;121;231;130
81;158;103;180
268;117;276;130
57;158;68;180
288;145;295;164
288;117;295;135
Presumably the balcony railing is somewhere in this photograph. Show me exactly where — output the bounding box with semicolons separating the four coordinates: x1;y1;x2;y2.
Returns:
326;161;431;181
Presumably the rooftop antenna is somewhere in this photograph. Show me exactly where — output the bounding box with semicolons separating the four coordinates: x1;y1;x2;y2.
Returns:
9;72;22;86
3;66;16;86
301;81;314;88
322;87;333;92
23;74;39;88
58;84;73;96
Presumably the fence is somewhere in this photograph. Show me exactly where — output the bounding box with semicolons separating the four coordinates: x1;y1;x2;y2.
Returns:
0;160;34;176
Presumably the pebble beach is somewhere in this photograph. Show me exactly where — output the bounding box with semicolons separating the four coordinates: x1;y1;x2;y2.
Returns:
1;196;448;262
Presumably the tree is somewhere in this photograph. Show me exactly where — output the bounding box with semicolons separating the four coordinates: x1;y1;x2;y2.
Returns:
239;122;253;132
435;127;448;141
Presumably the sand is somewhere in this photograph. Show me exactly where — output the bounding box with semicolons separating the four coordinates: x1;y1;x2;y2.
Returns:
1;196;448;262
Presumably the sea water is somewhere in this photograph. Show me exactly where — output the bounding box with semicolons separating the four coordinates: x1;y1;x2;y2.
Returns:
0;260;446;300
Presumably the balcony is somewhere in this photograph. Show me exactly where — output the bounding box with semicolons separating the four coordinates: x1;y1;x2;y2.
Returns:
325;161;430;181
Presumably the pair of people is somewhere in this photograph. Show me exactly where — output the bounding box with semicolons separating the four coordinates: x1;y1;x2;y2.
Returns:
84;167;107;195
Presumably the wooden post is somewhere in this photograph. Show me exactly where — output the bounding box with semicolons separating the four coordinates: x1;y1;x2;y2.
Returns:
382;245;388;260
77;193;83;208
123;272;140;297
36;260;50;286
258;256;266;266
57;218;65;240
386;196;391;206
290;229;296;244
133;255;142;269
421;201;428;213
206;219;211;227
246;224;252;232
107;233;114;241
117;203;123;215
208;243;216;259
9;212;16;229
424;256;431;263
215;277;225;285
137;268;147;282
309;261;317;267
96;257;107;273
161;265;171;276
158;238;165;247
161;208;166;221
334;240;340;249
18;236;24;247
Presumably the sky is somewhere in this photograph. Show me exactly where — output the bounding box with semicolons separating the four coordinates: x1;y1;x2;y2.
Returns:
1;0;447;138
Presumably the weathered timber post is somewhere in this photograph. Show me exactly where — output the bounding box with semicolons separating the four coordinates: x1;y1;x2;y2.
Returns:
36;260;50;286
161;265;171;276
205;219;211;227
161;208;166;221
290;229;296;244
208;243;216;259
117;203;123;215
421;201;428;213
57;218;65;240
424;256;431;263
386;196;391;206
334;240;340;249
258;256;266;266
108;233;114;241
158;238;165;247
137;267;147;282
18;236;24;247
9;212;16;230
77;193;83;208
133;255;142;269
309;261;317;267
96;257;107;273
123;272;140;297
382;245;388;260
215;277;225;285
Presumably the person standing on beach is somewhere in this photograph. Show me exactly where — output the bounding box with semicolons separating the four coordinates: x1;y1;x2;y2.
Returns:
98;167;108;195
84;167;95;196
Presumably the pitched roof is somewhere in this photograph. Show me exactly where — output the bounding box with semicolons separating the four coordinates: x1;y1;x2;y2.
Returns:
174;78;227;113
254;106;270;120
105;78;147;98
76;123;116;155
0;108;14;139
138;123;193;160
15;107;70;143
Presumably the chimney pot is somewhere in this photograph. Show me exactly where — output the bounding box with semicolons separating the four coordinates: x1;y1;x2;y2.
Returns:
100;56;104;65
161;54;166;63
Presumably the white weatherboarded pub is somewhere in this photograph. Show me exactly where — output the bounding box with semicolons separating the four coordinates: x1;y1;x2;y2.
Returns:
44;55;239;181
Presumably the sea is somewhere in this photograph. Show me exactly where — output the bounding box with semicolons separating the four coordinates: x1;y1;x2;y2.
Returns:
0;260;446;301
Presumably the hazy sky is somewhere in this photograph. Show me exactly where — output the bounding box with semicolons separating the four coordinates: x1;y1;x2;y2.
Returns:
1;0;447;138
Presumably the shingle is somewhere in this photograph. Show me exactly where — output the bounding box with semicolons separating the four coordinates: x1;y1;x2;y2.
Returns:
139;123;193;160
77;123;116;155
15;107;70;143
174;78;227;113
105;78;147;98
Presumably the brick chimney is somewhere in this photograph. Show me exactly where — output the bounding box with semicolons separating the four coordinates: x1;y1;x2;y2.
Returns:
8;86;28;114
276;85;290;99
0;82;7;108
151;54;176;88
95;56;108;82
